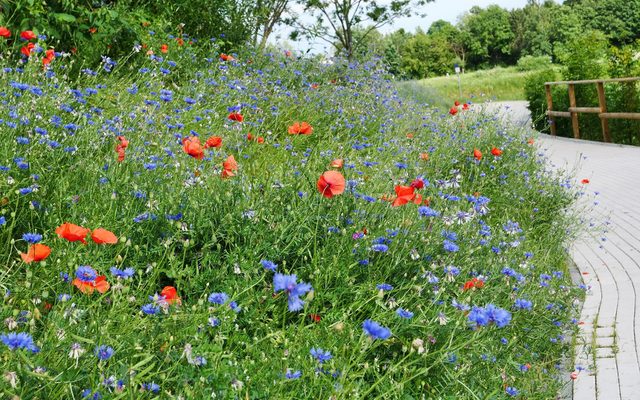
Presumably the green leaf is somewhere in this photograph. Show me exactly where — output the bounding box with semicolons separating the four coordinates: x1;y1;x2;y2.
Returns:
52;13;77;23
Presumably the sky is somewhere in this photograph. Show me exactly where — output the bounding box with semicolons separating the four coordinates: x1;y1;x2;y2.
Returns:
271;0;534;54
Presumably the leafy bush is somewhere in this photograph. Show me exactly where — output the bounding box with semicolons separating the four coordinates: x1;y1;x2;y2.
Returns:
524;68;559;132
516;55;552;71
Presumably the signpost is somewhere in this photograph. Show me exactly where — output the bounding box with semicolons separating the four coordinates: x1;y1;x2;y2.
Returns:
454;63;462;99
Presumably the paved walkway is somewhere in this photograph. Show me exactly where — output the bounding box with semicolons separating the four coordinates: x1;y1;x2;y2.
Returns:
484;101;640;400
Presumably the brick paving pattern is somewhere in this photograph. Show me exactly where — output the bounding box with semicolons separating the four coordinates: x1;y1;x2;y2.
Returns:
484;101;640;400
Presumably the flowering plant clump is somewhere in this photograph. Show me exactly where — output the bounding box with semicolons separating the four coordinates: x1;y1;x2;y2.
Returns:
0;26;597;399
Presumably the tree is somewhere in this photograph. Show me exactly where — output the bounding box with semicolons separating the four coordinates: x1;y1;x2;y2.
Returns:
251;0;291;49
459;5;515;67
292;0;432;59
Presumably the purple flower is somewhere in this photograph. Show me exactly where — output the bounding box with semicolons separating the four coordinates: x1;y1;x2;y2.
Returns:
310;348;332;363
396;308;414;319
273;273;312;312
22;233;42;244
362;319;391;340
1;332;40;353
285;369;302;379
261;259;277;271
208;292;229;305
94;345;114;361
75;266;97;283
514;298;533;310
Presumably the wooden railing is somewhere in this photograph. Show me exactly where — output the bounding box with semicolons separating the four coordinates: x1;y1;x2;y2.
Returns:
545;77;640;142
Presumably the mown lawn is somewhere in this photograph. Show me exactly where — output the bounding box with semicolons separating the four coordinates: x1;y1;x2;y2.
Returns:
0;34;585;399
396;66;561;108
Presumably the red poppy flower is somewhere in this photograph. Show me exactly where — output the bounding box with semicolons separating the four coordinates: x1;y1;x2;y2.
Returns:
288;122;313;135
581;179;590;184
73;275;110;294
463;277;484;291
406;133;414;139
160;44;168;53
317;171;346;198
20;42;35;57
176;37;184;46
246;133;254;141
160;286;182;305
20;244;51;263
527;138;535;145
391;185;416;207
309;313;321;322
330;159;343;168
257;136;264;144
420;152;429;161
228;112;243;122
0;27;11;38
449;106;458;116
55;223;90;244
491;147;503;157
220;53;235;62
410;178;424;189
182;137;205;159
91;228;118;244
115;136;128;162
473;148;482;161
205;136;222;148
20;30;36;41
454;100;460;107
310;83;319;89
462;103;469;110
88;27;97;34
221;155;238;178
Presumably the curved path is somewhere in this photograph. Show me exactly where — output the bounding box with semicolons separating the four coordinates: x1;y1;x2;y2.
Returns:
483;101;640;400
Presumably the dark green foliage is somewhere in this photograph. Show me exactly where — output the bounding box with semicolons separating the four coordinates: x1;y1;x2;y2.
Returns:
524;68;559;133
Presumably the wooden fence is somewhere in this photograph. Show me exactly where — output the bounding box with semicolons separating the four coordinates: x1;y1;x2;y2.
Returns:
545;77;640;142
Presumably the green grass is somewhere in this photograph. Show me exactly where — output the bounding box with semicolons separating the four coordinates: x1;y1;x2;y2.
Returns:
396;66;560;108
0;37;589;399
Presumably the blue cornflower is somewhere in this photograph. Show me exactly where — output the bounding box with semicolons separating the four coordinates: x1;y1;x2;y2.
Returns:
376;283;393;291
396;308;414;319
418;206;440;217
109;267;135;279
22;233;42;244
141;304;160;315
362;319;391;340
310;348;332;364
16;136;30;145
441;230;458;241
285;369;302;379
141;382;160;393
443;240;459;252
371;244;388;252
486;304;512;328
261;259;277;271
468;306;490;327
0;216;5;226
273;273;312;312
208;317;220;327
1;332;40;353
208;292;229;305
94;345;114;361
514;298;533;310
165;213;183;221
506;386;519;396
75;266;97;283
229;301;241;313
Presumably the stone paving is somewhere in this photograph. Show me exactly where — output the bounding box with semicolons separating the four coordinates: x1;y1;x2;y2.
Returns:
484;101;640;400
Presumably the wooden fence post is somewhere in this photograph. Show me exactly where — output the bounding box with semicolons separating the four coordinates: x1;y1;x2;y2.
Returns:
568;84;580;139
545;84;556;136
596;81;611;142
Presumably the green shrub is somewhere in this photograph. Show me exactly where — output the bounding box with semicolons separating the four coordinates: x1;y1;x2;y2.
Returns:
516;55;552;71
524;68;559;132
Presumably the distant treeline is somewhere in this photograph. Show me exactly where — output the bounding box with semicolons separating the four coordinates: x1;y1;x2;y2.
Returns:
358;0;640;79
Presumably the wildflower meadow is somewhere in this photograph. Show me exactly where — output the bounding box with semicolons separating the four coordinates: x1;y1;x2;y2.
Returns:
0;29;588;399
